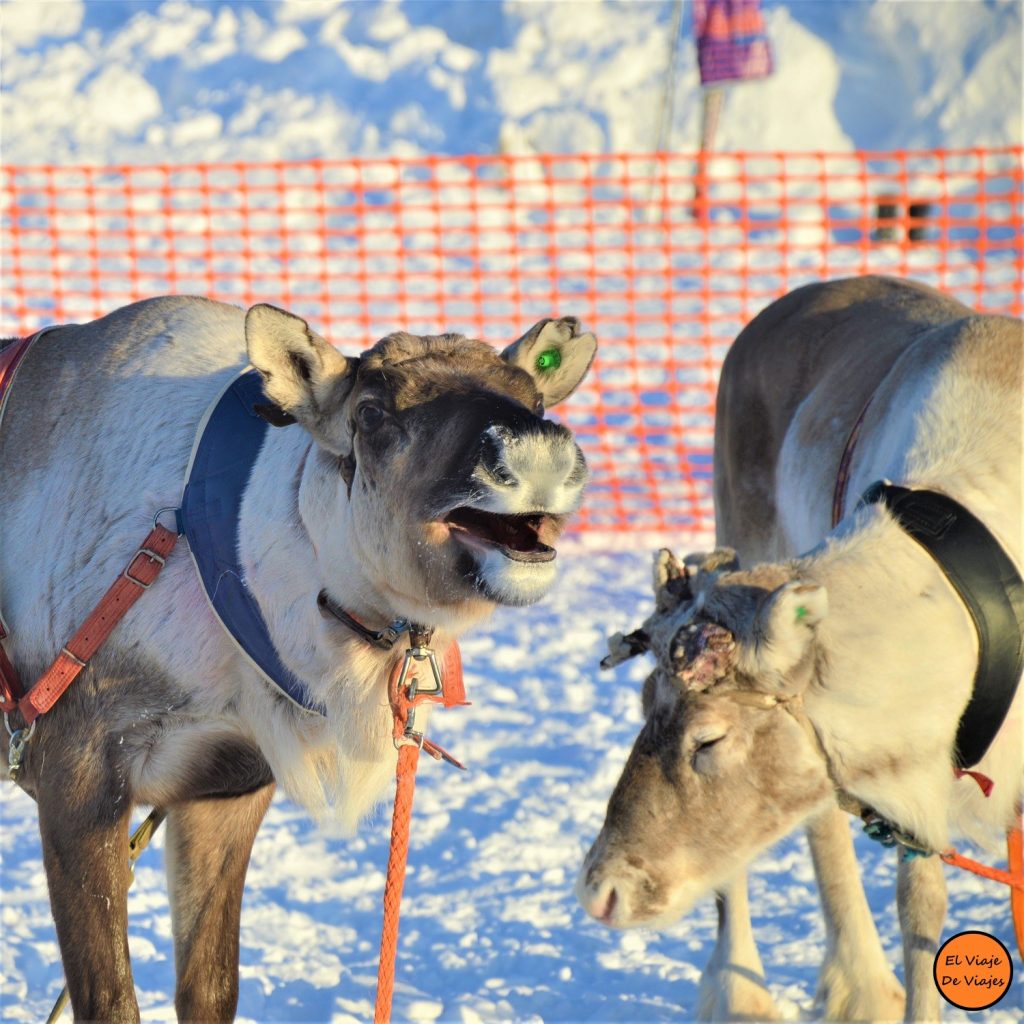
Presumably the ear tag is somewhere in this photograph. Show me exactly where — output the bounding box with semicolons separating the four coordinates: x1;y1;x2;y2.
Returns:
536;348;561;373
795;605;809;621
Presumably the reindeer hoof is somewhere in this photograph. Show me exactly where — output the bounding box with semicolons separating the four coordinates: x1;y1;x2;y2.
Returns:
816;963;905;1022
697;964;783;1022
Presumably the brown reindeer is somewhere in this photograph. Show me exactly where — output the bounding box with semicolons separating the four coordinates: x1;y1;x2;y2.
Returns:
0;297;596;1021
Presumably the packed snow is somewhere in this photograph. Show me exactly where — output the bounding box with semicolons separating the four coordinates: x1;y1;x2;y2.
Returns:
1;552;1017;1022
1;2;1021;1022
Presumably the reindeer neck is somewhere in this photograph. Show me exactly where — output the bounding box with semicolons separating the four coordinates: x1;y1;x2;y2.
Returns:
238;427;398;687
801;507;979;850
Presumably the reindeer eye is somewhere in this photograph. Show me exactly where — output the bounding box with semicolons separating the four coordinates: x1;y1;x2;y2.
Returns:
357;403;386;432
691;733;725;770
694;735;724;752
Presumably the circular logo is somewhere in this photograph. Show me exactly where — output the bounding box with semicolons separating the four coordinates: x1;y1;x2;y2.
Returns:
933;931;1013;1010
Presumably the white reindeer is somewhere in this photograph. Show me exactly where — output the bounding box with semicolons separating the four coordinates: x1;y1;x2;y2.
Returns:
578;276;1022;1021
0;296;596;1022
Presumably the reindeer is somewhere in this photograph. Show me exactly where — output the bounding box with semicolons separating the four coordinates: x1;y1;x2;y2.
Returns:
0;296;596;1022
578;276;1022;1021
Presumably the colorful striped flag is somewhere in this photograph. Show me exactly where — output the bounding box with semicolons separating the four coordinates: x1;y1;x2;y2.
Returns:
694;0;774;85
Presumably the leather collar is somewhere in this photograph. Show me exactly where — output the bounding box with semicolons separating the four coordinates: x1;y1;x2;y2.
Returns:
859;481;1024;769
317;590;423;651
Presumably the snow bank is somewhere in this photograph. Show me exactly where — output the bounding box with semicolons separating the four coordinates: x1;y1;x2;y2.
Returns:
1;1;1018;165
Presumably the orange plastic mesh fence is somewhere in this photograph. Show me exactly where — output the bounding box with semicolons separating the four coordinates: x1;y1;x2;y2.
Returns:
3;149;1021;536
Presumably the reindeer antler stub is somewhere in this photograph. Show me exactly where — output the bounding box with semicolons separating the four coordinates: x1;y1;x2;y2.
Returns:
601;629;650;669
672;622;737;690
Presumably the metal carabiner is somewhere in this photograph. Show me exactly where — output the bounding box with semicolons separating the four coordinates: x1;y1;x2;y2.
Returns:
6;718;36;782
391;632;444;749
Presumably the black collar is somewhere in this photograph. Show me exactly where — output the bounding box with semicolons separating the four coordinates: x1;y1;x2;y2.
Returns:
860;482;1024;768
317;590;433;651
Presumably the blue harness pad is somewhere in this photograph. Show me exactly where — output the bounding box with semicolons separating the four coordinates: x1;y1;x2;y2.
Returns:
180;370;324;715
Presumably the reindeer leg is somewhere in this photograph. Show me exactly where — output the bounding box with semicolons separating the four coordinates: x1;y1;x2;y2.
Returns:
697;873;780;1021
166;782;275;1023
807;805;904;1021
897;852;945;1023
36;752;139;1023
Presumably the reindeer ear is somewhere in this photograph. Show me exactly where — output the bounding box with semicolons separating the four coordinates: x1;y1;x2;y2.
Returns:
501;316;596;406
754;581;828;675
245;304;358;455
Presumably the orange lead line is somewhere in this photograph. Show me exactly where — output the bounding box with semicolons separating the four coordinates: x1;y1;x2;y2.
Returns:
1010;820;1024;961
940;809;1024;961
374;743;421;1024
374;639;466;1022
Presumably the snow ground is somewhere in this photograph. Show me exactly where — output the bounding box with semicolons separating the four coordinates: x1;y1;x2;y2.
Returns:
1;1;1021;1021
1;550;1019;1023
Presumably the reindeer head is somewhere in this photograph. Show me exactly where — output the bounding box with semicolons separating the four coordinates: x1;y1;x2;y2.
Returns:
244;305;596;628
577;549;834;928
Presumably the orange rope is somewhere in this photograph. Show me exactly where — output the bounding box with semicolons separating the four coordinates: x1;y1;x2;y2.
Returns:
1009;821;1024;961
941;812;1024;961
941;849;1018;887
374;742;421;1024
373;642;465;1021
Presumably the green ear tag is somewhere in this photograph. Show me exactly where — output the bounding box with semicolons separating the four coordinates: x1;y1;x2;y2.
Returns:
795;605;808;621
536;348;561;373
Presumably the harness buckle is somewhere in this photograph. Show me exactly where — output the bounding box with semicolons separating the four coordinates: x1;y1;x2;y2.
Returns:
375;622;409;650
395;724;426;750
123;548;166;589
407;650;443;699
5;718;36;782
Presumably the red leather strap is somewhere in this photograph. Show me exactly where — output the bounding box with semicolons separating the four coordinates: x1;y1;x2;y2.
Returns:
0;333;43;712
0;641;23;714
0;336;34;411
438;642;465;706
953;766;995;797
12;524;178;724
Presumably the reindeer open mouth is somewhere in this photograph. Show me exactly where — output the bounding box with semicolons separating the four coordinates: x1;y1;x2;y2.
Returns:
444;507;558;563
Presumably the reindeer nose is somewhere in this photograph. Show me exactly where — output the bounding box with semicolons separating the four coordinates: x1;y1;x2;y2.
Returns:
480;425;517;485
477;421;587;512
580;879;619;924
597;886;618;923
